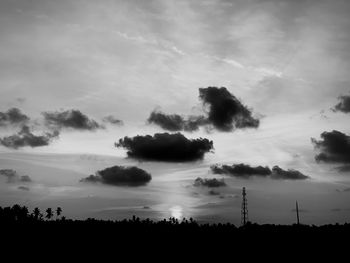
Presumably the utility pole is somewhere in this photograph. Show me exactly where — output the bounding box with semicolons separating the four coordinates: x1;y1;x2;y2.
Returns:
296;201;300;225
241;187;248;226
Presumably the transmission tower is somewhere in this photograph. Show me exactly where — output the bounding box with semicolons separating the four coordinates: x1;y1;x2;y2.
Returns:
241;187;248;226
296;201;300;225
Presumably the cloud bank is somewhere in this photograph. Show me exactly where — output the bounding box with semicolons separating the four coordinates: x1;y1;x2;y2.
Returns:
0;169;32;183
148;87;259;132
211;163;309;180
0;108;29;127
148;110;207;132
116;133;213;162
211;163;271;177
193;177;226;187
42;109;102;131
199;87;259;131
0;125;59;149
80;165;152;186
333;95;350;113
0;169;17;182
270;166;309;180
312;130;350;164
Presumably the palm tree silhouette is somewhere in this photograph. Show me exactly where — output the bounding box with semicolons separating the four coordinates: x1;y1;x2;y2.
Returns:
12;204;29;221
45;208;53;220
32;207;42;221
56;207;62;220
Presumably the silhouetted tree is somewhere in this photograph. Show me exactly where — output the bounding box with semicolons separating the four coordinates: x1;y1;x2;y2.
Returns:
12;204;29;221
45;208;53;220
32;207;43;221
56;207;62;220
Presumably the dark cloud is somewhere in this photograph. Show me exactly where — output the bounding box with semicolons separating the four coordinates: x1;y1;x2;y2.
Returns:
193;177;226;187
336;188;350;193
102;115;123;126
80;174;101;183
20;175;32;182
147;110;207;132
148;111;184;131
0;108;29;126
147;87;259;132
18;186;30;191
311;130;350;164
0;169;32;183
271;166;309;180
80;165;152;186
42;109;102;131
0;125;59;149
183;115;209;132
335;165;350;172
116;133;213;162
333;95;350;113
199;87;259;131
211;163;271;177
211;163;308;180
0;169;17;183
208;190;220;196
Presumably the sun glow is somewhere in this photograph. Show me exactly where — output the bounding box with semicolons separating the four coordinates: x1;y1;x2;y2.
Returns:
170;205;183;220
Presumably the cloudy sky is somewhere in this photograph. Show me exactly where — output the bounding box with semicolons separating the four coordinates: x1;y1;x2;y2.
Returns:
1;0;350;225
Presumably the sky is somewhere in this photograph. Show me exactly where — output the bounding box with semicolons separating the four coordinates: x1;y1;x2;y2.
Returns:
0;0;350;225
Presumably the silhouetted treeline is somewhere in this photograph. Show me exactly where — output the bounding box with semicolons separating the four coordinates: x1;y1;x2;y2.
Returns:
1;204;349;232
1;204;349;257
0;204;63;223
